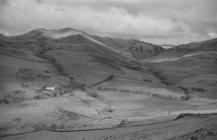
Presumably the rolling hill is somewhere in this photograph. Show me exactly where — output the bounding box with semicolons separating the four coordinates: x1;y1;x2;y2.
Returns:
146;38;217;99
0;28;217;140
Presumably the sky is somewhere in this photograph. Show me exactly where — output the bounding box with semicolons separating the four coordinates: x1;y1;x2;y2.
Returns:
0;0;217;45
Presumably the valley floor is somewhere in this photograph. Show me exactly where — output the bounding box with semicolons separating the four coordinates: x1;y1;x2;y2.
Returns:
1;86;217;140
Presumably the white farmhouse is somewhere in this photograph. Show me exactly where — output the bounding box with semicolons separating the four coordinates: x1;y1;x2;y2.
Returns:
44;86;55;91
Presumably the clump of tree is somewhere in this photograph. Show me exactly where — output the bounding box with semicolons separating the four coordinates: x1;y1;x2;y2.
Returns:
103;105;114;113
117;119;128;127
180;95;190;101
16;68;49;82
87;91;99;98
97;87;118;91
191;87;206;92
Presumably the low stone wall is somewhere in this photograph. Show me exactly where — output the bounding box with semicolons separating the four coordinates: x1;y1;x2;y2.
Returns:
97;87;187;101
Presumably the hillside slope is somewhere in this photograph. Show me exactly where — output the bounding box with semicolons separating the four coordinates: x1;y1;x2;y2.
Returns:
1;28;158;85
92;36;164;59
147;38;217;99
150;38;217;60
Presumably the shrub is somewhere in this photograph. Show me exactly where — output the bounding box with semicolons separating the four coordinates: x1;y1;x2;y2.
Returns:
191;87;205;92
180;95;190;101
87;92;99;98
118;119;128;127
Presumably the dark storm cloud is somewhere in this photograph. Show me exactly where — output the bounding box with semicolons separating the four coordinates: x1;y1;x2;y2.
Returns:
83;0;217;36
0;0;216;44
0;0;9;7
35;0;43;4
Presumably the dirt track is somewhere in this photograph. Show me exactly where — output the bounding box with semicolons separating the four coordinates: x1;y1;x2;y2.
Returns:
1;113;217;140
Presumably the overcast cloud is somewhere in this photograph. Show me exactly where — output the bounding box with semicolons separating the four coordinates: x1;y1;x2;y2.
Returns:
0;0;217;44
